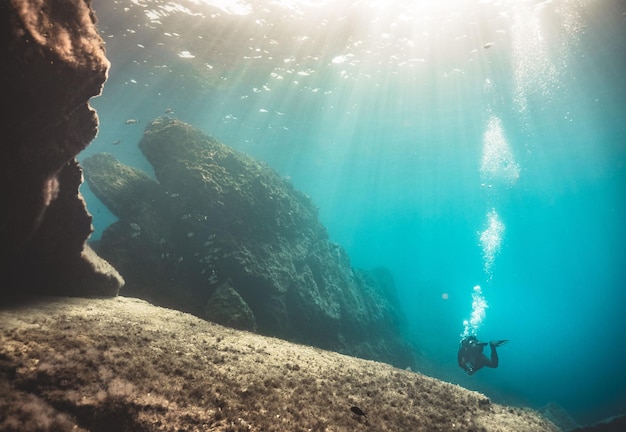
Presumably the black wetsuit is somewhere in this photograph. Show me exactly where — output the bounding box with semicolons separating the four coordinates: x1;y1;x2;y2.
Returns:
458;336;499;375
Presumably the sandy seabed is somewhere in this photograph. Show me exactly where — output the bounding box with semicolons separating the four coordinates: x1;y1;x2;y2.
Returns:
0;296;560;431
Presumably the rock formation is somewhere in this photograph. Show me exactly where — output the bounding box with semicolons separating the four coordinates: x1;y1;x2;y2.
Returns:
84;117;414;367
571;415;626;432
0;0;123;298
0;296;562;432
540;402;580;431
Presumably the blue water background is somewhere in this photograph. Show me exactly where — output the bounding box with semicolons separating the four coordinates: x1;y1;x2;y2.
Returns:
83;0;626;424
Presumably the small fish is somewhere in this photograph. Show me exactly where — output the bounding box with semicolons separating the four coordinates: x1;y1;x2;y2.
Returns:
165;107;174;113
112;139;122;145
483;42;495;49
125;118;139;124
350;406;366;417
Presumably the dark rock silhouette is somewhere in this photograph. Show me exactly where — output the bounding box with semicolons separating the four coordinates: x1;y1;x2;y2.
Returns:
540;402;580;431
0;0;123;298
205;280;258;332
572;415;626;432
84;117;415;367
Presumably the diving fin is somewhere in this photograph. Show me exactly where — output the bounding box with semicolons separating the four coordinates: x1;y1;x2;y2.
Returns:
490;340;509;347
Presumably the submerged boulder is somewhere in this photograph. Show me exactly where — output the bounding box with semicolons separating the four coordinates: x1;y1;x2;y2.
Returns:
205;280;257;332
0;0;123;298
84;117;415;367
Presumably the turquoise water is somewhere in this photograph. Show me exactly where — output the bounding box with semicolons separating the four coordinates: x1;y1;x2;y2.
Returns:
83;0;626;424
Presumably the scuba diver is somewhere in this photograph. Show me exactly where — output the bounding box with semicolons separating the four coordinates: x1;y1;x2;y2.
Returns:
458;335;508;375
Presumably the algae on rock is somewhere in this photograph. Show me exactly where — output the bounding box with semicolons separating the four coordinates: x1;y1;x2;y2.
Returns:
84;117;414;367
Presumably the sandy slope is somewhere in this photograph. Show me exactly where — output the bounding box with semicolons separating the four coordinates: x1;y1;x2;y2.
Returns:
0;297;560;431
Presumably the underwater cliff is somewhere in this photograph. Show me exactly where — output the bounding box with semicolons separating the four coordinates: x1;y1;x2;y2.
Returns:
0;0;123;298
